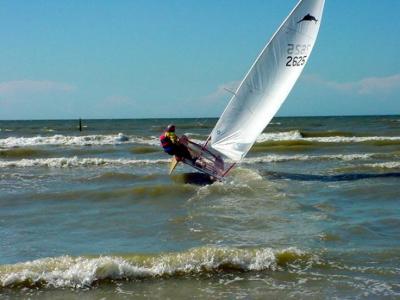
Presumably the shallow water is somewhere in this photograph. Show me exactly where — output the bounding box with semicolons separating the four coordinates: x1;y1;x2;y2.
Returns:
1;116;400;298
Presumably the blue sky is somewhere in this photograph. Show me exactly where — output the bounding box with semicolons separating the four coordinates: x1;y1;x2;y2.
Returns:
0;0;399;120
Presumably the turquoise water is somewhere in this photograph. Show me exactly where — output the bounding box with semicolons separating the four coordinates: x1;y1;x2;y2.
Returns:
1;116;400;299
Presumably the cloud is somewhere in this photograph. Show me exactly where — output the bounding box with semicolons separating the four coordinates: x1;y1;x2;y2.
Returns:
206;74;400;103
304;74;400;95
0;80;76;96
204;80;241;102
102;95;132;106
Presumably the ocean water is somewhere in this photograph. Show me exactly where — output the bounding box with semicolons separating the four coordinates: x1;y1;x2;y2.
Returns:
0;116;399;299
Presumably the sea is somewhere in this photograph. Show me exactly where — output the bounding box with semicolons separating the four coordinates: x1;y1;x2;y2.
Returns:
0;116;399;299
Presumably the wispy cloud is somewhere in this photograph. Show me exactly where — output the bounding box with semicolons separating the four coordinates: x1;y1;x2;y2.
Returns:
0;80;76;96
102;95;132;106
204;80;241;102
206;74;400;102
304;74;400;95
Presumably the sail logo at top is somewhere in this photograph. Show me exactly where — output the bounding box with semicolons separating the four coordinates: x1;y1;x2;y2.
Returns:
297;14;318;24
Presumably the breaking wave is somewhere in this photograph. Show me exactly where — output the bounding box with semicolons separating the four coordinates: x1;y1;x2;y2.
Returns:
364;162;400;169
1;152;394;169
334;162;400;173
300;130;354;138
256;130;400;144
257;130;303;142
0;247;311;289
0;157;169;168
0;153;383;169
351;162;400;171
2;131;400;149
244;153;375;164
0;134;159;148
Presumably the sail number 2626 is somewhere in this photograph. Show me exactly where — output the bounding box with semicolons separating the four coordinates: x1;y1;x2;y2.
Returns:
286;43;311;67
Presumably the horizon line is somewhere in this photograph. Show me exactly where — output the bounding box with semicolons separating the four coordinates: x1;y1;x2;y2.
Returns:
0;113;399;122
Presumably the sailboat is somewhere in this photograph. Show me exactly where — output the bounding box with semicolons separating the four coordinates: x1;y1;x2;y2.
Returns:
169;0;325;180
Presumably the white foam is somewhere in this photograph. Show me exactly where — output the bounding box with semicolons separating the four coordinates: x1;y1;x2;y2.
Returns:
0;134;159;148
256;130;303;142
0;256;153;289
308;136;400;143
255;130;400;144
0;154;376;169
0;157;169;168
363;162;400;169
115;133;129;142
2;131;400;148
0;247;306;289
244;153;373;164
230;167;264;181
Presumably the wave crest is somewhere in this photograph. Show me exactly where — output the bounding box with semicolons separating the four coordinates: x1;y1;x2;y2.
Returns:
0;247;310;289
244;153;374;164
257;130;303;142
2;131;400;149
0;157;169;168
0;134;159;148
256;130;400;145
363;162;400;170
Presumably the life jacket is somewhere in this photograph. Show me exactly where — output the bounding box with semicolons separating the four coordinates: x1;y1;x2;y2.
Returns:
160;132;174;154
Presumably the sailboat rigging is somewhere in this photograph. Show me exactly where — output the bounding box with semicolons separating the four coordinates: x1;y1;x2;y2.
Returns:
165;0;325;180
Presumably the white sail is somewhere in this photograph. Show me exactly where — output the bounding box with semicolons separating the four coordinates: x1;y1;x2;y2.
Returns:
210;0;325;161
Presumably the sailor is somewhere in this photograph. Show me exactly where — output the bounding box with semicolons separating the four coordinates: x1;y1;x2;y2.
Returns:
159;124;196;162
160;124;177;154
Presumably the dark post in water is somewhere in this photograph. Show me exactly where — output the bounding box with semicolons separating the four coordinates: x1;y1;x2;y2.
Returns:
79;118;82;132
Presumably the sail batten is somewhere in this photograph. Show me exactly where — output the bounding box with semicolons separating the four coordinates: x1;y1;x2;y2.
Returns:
210;0;325;162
